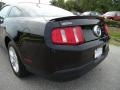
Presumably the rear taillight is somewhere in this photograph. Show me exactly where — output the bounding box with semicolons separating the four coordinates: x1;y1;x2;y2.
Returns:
104;24;109;36
51;26;84;45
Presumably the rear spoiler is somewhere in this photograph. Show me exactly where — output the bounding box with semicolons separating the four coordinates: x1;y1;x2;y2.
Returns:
50;16;104;22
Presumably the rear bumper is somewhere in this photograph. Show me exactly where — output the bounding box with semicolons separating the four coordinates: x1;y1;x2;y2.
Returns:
24;39;109;78
50;49;108;79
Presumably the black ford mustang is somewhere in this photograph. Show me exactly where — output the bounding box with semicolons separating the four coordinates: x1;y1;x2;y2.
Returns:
0;3;110;79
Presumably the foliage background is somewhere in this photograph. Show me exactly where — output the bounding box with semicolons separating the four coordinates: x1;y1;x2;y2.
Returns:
50;0;120;13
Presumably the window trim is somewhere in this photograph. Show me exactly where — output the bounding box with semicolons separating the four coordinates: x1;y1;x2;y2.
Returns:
8;6;24;17
0;5;12;18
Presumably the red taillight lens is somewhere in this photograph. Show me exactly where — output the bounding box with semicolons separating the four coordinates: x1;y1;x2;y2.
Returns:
51;29;63;44
51;26;84;45
104;24;109;35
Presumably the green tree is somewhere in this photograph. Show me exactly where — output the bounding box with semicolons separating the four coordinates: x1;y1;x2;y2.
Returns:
50;0;58;5
65;0;82;12
51;0;120;13
112;0;120;11
0;2;5;9
51;0;82;12
50;0;65;8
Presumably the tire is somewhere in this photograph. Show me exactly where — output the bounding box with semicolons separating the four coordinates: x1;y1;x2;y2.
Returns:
8;41;29;78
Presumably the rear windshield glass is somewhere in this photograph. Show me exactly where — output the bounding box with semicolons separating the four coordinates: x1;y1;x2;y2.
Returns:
20;4;74;17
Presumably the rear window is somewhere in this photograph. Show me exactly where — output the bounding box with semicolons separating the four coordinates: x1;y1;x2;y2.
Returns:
117;12;120;16
20;4;74;17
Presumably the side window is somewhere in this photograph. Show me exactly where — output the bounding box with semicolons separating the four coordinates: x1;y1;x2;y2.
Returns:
117;12;120;16
9;7;23;17
0;6;11;18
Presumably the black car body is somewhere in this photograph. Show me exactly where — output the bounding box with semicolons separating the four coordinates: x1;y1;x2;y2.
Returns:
0;3;110;79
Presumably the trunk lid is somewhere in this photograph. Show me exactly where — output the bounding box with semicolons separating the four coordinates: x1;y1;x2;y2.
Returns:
44;16;106;47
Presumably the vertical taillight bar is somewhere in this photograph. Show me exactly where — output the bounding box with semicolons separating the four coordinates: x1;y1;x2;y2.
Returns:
51;26;84;45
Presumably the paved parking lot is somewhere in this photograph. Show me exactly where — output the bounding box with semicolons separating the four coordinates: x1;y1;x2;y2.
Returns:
0;45;120;90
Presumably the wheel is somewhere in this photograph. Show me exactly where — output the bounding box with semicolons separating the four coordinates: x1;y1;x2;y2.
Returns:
8;41;29;77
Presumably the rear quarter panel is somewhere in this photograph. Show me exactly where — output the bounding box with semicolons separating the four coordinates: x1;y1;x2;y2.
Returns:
1;17;47;66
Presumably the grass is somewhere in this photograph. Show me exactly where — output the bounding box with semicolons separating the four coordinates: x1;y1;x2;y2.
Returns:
108;27;120;46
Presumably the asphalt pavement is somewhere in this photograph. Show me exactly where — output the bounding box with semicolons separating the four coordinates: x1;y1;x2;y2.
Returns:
0;45;120;90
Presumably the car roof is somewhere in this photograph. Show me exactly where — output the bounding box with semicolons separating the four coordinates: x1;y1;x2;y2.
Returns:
3;2;51;8
105;11;120;13
83;11;99;13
